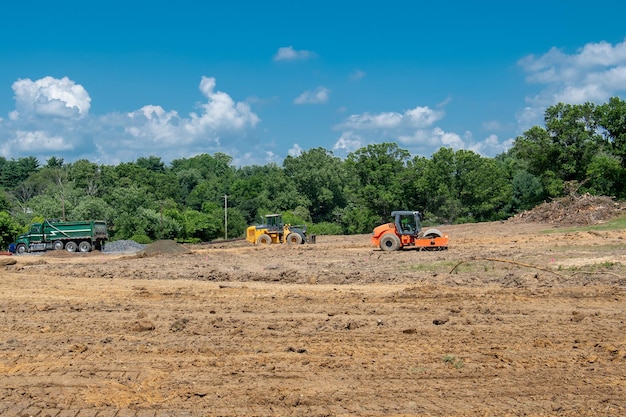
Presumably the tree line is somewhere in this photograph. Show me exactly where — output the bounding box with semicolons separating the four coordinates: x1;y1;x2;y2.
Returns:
0;97;625;248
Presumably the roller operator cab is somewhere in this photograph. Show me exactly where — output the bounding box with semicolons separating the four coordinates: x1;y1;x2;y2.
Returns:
371;211;448;251
246;214;307;245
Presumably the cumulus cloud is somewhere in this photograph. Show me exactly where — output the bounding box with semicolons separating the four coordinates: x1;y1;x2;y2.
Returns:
288;143;303;157
397;127;464;152
273;46;315;62
332;106;453;157
469;134;515;156
294;86;330;104
0;75;261;165
337;106;444;130
11;76;91;119
111;76;261;159
332;132;363;154
332;104;511;158
518;37;626;130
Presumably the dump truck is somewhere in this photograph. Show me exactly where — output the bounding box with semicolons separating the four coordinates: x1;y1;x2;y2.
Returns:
246;214;307;245
12;219;108;254
371;210;448;251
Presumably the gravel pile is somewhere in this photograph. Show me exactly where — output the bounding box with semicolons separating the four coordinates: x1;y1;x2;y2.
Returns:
103;240;146;253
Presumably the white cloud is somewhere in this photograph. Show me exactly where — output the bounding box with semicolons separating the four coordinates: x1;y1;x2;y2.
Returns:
11;76;91;119
1;130;74;156
483;120;501;131
574;40;626;67
288;143;303;157
332;104;511;158
0;75;262;165
349;69;366;81
468;134;514;156
397;127;464;151
518;37;626;130
264;150;278;162
404;107;445;128
332;132;362;154
273;46;315;62
334;106;453;157
194;76;260;130
340;112;402;129
338;106;444;130
433;127;464;149
294;86;330;104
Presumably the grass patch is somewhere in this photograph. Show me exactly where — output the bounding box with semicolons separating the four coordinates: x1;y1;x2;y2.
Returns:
443;354;464;369
544;213;626;234
548;243;625;252
409;260;458;273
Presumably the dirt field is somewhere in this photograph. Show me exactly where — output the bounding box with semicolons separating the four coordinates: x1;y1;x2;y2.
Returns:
1;220;625;416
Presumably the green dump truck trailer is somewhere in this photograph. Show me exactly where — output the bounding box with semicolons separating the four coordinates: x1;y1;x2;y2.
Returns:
13;219;108;254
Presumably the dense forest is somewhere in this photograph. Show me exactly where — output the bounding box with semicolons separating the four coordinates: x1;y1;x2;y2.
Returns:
0;98;625;249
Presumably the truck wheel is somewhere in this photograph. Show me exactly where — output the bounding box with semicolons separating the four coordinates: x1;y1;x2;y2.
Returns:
286;233;302;245
65;241;78;252
79;241;91;253
53;240;64;250
256;234;272;245
15;243;28;254
380;234;401;251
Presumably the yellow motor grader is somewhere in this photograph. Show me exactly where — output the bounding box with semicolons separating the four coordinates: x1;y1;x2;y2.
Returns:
246;214;307;245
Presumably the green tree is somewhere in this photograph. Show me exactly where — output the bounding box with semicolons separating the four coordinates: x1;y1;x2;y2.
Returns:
415;147;460;223
0;211;21;250
454;150;511;222
230;164;304;223
0;187;10;212
113;207;181;241
0;157;40;190
509;170;545;213
70;197;115;224
585;152;625;196
136;156;166;173
596;97;626;164
283;148;347;222
508;101;618;198
411;148;511;223
172;153;236;209
67;159;102;197
168;208;218;242
345;143;411;228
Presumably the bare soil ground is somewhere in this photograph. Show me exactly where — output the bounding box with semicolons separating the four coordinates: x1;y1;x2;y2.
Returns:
1;218;626;416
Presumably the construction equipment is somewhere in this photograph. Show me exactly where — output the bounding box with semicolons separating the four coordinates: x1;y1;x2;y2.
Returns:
12;219;108;254
246;214;307;245
371;211;448;251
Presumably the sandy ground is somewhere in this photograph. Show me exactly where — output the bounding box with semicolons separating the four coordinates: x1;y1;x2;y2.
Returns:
1;221;625;416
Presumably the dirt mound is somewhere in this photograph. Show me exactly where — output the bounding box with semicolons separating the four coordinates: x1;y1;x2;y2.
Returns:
139;239;192;256
509;193;625;226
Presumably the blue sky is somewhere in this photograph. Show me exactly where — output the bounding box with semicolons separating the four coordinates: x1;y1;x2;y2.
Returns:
1;1;626;167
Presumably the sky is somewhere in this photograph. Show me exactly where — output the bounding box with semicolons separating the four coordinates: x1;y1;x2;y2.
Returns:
1;0;626;167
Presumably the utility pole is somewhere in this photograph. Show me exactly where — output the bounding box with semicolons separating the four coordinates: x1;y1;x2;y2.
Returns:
224;195;228;240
